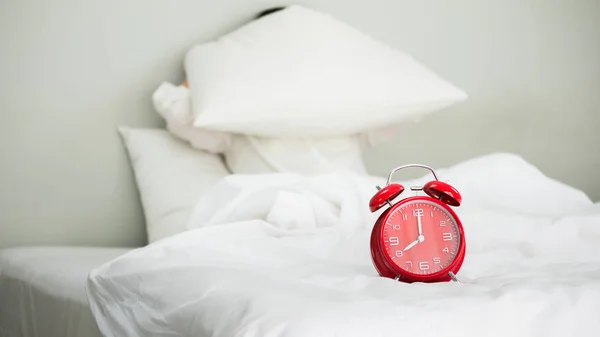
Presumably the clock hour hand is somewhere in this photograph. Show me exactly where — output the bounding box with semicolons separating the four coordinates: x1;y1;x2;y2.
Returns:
403;239;419;251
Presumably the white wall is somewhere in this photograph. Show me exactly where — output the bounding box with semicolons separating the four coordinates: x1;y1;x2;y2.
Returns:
359;0;600;201
0;0;598;248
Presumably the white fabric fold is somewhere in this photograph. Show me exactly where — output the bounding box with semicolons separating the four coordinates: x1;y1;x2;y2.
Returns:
152;82;232;154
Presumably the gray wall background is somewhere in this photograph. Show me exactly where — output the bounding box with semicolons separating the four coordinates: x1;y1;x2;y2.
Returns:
1;0;598;248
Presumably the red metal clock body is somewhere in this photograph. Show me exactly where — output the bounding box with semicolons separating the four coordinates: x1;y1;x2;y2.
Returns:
369;164;466;283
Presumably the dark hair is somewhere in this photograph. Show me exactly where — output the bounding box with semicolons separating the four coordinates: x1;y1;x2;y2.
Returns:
255;6;287;19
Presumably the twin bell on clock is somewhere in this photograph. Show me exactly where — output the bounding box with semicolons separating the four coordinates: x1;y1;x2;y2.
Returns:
369;164;466;284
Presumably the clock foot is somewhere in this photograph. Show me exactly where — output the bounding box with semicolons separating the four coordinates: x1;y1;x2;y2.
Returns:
448;272;459;283
394;275;401;281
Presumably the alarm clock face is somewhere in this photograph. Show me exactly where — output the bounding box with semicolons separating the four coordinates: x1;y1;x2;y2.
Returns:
381;199;461;277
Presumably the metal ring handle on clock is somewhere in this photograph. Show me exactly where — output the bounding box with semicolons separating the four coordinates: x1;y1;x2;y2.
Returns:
385;164;439;186
373;163;462;209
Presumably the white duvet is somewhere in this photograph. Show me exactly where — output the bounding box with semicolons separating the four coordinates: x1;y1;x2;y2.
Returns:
87;153;600;337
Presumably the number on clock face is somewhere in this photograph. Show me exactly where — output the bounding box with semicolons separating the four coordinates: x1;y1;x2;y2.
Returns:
382;200;460;275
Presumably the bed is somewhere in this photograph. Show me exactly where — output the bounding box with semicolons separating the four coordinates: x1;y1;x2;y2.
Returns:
0;247;130;337
84;153;600;337
1;1;599;337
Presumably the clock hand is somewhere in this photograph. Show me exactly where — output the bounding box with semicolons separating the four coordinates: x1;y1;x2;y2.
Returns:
403;239;419;251
412;211;425;245
417;213;423;238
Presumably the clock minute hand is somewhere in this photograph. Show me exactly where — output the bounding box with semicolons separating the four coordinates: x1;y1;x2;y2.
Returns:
417;213;423;236
416;211;425;243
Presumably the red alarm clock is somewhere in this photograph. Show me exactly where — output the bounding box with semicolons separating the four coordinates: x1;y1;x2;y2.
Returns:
369;164;466;283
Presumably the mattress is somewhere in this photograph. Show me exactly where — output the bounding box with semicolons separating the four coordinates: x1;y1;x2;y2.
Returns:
0;246;131;337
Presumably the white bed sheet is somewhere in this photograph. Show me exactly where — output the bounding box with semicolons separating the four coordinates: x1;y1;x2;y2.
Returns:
0;246;131;337
86;153;600;337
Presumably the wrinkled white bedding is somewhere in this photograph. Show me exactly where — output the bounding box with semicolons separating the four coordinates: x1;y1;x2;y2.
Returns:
86;153;600;337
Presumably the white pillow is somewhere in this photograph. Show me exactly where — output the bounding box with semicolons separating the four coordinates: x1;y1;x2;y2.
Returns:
118;127;230;243
223;134;368;175
152;81;399;151
151;82;370;176
152;82;232;154
185;5;467;138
